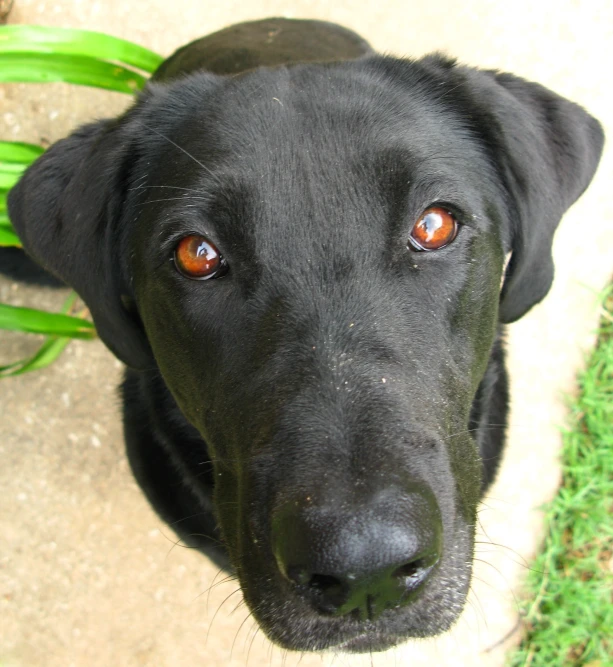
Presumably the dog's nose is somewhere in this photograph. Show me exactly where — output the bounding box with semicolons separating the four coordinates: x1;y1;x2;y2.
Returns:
271;485;442;620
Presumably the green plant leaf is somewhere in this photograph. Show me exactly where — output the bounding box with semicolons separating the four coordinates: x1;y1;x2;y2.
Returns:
0;211;14;228
0;52;148;93
0;169;21;190
0;227;21;246
0;335;71;377
0;140;45;164
0;161;26;174
0;161;26;190
0;292;87;377
0;302;96;338
0;26;138;377
0;25;163;73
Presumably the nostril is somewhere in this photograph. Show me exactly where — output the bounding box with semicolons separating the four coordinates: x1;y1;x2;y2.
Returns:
308;573;343;593
392;558;426;579
285;569;349;613
392;552;439;591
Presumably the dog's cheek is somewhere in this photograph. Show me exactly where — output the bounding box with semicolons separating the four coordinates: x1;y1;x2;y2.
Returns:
212;467;242;557
451;233;505;390
136;286;221;421
139;293;247;560
438;234;505;518
446;435;483;524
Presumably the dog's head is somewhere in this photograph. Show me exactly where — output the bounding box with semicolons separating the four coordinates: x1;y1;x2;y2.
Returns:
9;55;603;651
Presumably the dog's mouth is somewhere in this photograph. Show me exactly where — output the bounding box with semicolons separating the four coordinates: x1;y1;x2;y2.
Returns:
229;510;474;653
333;631;400;653
236;557;471;653
205;419;481;653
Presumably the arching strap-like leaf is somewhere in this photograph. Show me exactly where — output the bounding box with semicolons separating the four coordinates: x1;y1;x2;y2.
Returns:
0;52;148;93
0;25;163;73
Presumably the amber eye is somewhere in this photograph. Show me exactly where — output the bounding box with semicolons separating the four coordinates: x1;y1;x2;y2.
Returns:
174;235;228;280
408;207;458;251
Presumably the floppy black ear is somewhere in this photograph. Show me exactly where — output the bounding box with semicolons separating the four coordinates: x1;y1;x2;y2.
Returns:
462;68;604;322
7;117;154;369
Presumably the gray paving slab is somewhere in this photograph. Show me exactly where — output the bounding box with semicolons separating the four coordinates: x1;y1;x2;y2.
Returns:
1;1;612;665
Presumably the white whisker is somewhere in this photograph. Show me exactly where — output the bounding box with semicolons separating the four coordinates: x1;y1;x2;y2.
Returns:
137;121;221;182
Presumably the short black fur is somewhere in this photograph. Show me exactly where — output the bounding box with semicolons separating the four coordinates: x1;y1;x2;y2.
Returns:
7;18;603;653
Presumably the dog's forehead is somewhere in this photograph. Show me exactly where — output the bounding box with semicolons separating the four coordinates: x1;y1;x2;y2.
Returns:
152;61;496;192
139;62;501;274
206;62;486;169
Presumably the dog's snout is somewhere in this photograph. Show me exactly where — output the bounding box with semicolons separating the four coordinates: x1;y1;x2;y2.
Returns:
271;486;442;620
283;552;438;620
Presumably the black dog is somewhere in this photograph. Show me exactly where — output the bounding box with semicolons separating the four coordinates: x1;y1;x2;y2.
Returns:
8;18;603;653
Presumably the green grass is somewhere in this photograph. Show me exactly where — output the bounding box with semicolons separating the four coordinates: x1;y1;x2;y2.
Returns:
509;286;613;667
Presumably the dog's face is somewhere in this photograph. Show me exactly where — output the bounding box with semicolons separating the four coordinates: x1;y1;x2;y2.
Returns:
133;63;505;649
8;56;603;652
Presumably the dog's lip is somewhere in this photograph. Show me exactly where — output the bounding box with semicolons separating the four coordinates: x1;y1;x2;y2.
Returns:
333;633;371;651
331;630;400;653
